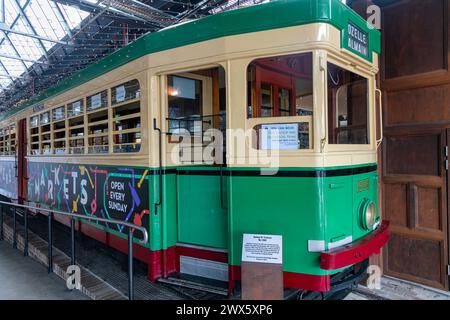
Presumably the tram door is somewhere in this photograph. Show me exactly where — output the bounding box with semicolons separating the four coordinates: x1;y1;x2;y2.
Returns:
166;67;228;250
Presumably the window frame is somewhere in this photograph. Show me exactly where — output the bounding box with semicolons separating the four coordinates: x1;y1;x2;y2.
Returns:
27;78;143;157
244;51;316;153
0;123;17;157
325;55;375;153
165;72;213;144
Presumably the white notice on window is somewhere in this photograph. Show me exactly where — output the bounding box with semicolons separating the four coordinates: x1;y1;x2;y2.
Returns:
260;123;299;150
116;85;126;103
91;93;102;109
242;234;282;264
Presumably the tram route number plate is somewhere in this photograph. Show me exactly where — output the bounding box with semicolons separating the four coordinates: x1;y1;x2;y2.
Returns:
242;234;283;264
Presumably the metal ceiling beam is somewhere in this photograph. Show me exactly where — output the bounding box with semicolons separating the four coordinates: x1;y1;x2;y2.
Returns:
0;60;14;80
176;0;215;20
52;0;158;25
0;74;23;79
0;53;47;64
0;24;71;45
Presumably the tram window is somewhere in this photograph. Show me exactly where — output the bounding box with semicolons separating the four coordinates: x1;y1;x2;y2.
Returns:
68;99;84;117
167;75;203;135
327;63;369;145
88;91;109;154
69;115;84;154
0;124;15;156
40;111;51;155
87;90;108;112
40;111;50;125
53;106;66;154
112;80;141;153
247;53;313;118
30;115;39;155
52;106;65;122
10;125;16;155
111;80;140;105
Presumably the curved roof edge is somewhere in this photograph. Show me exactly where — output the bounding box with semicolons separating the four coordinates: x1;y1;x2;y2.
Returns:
0;0;381;121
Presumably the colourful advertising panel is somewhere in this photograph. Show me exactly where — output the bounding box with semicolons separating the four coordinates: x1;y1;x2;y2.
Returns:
27;162;150;240
0;160;18;199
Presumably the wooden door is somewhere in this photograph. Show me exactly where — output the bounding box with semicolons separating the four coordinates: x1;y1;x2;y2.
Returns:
370;0;450;290
383;128;449;290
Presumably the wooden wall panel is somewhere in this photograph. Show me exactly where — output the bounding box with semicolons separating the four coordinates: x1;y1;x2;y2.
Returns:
386;84;450;126
386;234;445;287
384;183;407;227
417;187;442;231
383;0;446;80
385;133;440;176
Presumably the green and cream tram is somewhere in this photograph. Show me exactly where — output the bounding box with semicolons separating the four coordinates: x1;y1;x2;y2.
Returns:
0;0;389;298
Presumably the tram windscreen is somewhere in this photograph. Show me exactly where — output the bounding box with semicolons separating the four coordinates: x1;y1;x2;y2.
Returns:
247;52;313;118
327;63;369;145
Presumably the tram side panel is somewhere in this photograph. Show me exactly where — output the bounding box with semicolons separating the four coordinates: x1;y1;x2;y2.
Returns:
0;159;18;201
25;162;158;263
228;173;326;291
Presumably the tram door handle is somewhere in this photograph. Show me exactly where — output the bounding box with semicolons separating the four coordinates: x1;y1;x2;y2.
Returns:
375;89;384;149
319;54;327;152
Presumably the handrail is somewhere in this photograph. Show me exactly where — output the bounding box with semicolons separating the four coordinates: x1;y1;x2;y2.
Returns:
0;198;144;299
0;200;148;244
375;88;384;149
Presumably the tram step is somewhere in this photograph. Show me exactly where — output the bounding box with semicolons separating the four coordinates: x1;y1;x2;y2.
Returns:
157;277;228;296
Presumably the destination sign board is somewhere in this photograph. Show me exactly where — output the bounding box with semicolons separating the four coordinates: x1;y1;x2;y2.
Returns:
347;22;369;57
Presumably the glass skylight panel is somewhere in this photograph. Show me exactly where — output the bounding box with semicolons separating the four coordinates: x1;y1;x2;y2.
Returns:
58;3;89;29
0;0;90;93
4;0;19;25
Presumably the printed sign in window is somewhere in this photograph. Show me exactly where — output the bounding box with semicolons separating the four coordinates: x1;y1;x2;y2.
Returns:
260;123;299;150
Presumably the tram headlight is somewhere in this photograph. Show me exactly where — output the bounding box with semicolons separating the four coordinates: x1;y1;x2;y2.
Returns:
360;200;376;230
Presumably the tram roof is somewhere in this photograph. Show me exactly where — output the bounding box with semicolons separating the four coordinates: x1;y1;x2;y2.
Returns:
0;0;381;121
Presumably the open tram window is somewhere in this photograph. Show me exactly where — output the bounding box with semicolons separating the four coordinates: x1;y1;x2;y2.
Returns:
247;52;313;150
69;112;85;155
0;127;10;156
67;99;84;117
166;67;227;164
30;115;39;155
87;90;109;154
327;63;369;145
52;106;66;155
10;125;16;156
112;80;141;153
167;75;203;136
40;111;51;155
0;129;4;155
247;52;313;118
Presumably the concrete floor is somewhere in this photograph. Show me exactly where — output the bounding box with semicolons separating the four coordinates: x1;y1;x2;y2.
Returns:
345;276;450;300
0;241;89;300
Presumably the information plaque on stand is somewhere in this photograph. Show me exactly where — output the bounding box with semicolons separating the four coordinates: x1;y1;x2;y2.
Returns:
241;234;283;300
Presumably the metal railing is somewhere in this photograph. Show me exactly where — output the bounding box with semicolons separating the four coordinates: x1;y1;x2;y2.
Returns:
0;199;148;300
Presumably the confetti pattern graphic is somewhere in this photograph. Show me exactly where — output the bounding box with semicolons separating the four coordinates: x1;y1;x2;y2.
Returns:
27;162;150;240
